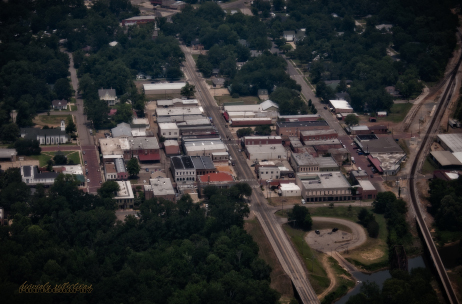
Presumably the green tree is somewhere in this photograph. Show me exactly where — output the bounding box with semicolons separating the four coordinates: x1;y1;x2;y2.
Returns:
254;125;272;135
114;103;133;124
46;159;54;171
236;128;253;137
14;139;41;156
0;123;20;142
180;82;196;98
127;157;141;177
65;116;76;134
373;191;397;214
53;153;67;165
288;205;312;230
344;114;359;126
98;180;121;199
367;220;380;238
54;78;73;100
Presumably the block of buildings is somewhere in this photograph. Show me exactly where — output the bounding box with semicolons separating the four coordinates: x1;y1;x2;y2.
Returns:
157;115;204;124
436;134;462;152
290;153;319;172
158;123;180;139
191;156;216;176
114;181;135;209
52;99;68;110
350;169;368;183
21;166;59;186
243;136;282;146
0;149;17;162
279;183;301;197
223;100;279;121
164;140;180;155
104;158;128;180
315;156;339;171
144;177;175;201
300;129;337;142
127;137;160;161
329;99;353;114
198;172;235;196
358;137;403;155
171;156;196;183
98;88;118;106
21;120;69;145
156;107;203;117
143;82;186;95
276;121;330;137
245;144;287;161
289;136;304;152
230;118;273;126
296;172;352;202
348;125;370;135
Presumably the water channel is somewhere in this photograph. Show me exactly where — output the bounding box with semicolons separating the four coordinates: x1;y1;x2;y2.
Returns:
335;256;427;304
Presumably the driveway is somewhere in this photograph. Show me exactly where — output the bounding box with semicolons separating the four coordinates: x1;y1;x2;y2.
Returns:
305;217;367;254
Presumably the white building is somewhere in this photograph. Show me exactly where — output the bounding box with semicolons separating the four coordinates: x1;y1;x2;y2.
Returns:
114;181;135;209
143;82;186;95
156;107;203;117
183;141;227;156
258;165;280;180
158;123;180;139
279;183;301;197
98;88;118;106
171;156;196;183
246;144;287;161
296;172;352;202
329;99;353;114
20;120;70;145
21;166;58;186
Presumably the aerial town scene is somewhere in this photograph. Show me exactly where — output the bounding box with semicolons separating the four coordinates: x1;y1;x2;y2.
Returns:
1;0;462;303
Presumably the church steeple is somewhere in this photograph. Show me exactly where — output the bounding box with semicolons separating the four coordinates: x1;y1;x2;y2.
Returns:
60;119;65;131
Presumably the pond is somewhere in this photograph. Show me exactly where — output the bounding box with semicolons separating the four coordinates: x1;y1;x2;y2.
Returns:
335;256;427;304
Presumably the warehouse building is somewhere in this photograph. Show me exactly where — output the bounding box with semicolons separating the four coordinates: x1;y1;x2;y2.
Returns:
300;129;338;142
357;137;403;155
245;144;287;161
157;99;199;107
329;99;353;114
183;140;227;156
296;172;352;202
436;134;462;152
143;82;186;95
279;183;301;197
278;114;321;122
430;151;462;168
156;107;203;117
243;136;283;146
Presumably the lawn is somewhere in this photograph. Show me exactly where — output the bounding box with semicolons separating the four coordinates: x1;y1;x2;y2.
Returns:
30;150;81;166
283;224;330;295
38;114;72;126
421;157;438;175
215;95;260;105
245;219;294;300
380;103;413;123
192;54;199;63
287;206;390;270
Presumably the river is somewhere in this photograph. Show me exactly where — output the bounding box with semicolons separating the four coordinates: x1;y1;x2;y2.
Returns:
335;256;427;304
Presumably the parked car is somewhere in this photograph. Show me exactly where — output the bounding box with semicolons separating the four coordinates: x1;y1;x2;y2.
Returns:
232;162;235;166
315;230;320;235
332;228;338;232
146;168;149;172
358;152;364;155
84;161;87;165
83;151;85;155
370;175;374;178
87;179;90;183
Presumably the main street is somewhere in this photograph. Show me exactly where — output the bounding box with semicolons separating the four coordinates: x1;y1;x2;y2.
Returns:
180;44;319;304
65;52;102;193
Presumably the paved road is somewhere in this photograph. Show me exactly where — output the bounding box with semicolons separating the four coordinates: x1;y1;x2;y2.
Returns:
64;51;101;193
306;217;367;254
284;56;346;136
181;44;319;304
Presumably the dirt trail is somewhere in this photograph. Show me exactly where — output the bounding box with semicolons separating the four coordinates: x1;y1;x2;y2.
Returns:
317;255;336;300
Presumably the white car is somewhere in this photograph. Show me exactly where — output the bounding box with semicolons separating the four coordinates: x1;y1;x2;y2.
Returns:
87;179;90;183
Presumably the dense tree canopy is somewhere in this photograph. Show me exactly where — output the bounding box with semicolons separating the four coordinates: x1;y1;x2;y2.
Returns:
428;177;462;232
0;171;279;304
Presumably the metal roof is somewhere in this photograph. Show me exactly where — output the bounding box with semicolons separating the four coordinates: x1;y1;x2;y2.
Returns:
329;99;353;110
437;134;462;152
430;151;462;166
111;123;132;137
298;172;350;189
191;156;215;170
277;121;329;128
358;180;376;191
144;82;186;91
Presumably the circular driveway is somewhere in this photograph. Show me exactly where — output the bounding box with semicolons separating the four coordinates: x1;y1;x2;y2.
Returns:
306;217;367;253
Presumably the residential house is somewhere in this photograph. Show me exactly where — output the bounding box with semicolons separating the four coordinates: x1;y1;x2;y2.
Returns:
52;99;68;110
98;88;118;106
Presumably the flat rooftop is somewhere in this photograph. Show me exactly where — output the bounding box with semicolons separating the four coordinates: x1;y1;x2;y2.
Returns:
127;137;159;150
314;156;338;168
244;136;282;140
277;121;329;128
306;139;341;146
246;144;287;155
0;149;17;158
100;138;130;155
301;129;337;136
359;137;403;154
437;134;462;152
191;156;215;170
358;180;376;191
158;123;179;129
147;177;175;196
144;82;186;91
184;141;226;152
280;183;300;191
329;99;353;110
298;172;351;189
115;181;134;200
292;153;318;166
156;107;203;116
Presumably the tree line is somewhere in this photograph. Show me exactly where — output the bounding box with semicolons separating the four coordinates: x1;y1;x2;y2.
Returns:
0;168;280;304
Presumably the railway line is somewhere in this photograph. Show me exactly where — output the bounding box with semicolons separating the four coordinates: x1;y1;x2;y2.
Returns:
180;45;320;304
408;35;462;304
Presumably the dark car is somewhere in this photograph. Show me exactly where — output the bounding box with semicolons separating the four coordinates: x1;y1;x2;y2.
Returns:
332;228;338;232
232;162;235;166
315;230;320;235
324;106;327;109
84;161;87;165
146;168;149;172
370;174;374;178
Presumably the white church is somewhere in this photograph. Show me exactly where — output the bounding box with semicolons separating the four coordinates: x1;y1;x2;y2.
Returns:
20;120;70;145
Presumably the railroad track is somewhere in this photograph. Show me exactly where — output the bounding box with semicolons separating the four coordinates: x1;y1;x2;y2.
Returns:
180;44;320;304
408;35;462;304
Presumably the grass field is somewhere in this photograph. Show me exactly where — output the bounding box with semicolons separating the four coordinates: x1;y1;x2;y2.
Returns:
38;114;72;126
421;157;438;175
283;224;330;294
30;150;81;166
245;219;294;301
215;95;260;105
192;54;199;63
380;103;413;123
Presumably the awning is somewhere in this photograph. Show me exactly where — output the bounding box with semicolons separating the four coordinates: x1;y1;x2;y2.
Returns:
139;153;160;161
367;155;383;173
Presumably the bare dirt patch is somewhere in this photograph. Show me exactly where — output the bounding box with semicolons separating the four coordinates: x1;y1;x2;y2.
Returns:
360;249;385;260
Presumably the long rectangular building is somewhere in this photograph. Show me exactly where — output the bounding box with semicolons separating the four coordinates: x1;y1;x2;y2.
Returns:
276;121;330;137
296;172;352;202
243;136;282;146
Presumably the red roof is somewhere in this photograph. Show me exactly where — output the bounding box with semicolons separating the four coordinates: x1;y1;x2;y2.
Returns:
367;155;383;173
199;172;234;183
138;152;160;161
109;109;117;116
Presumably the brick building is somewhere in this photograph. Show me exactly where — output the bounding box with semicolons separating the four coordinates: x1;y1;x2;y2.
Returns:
276;121;330;137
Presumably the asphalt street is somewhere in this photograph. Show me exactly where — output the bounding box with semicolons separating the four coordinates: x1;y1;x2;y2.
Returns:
181;44;320;304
